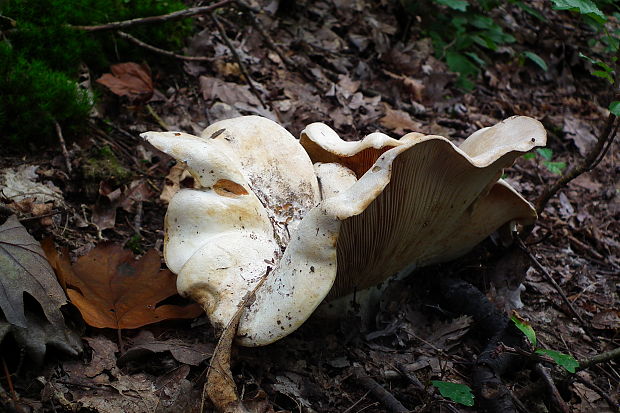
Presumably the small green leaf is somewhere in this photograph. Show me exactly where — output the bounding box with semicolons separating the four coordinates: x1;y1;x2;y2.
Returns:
609;101;620;116
511;314;537;347
592;70;615;84
522;153;536;160
579;52;597;65
446;51;479;76
515;2;546;21
550;0;606;22
523;51;548;71
436;0;469;11
536;349;580;373
536;148;553;161
543;161;567;175
431;381;475;406
465;52;485;67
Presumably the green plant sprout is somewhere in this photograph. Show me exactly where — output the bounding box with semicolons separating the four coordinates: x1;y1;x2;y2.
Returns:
522;148;567;175
511;314;580;373
431;380;475;406
550;0;620;114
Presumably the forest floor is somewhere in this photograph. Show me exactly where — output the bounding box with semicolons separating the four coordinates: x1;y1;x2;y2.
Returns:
0;0;618;412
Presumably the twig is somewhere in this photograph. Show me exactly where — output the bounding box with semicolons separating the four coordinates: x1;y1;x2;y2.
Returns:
209;13;267;109
534;113;618;215
1;357;16;403
146;104;170;130
352;368;409;413
578;347;620;371
71;0;234;32
116;31;214;61
54;120;72;173
517;239;588;328
534;363;570;413
133;201;143;234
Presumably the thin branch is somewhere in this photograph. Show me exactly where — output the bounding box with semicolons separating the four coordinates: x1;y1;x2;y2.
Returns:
54;120;72;173
578;347;620;371
209;13;267;109
72;0;233;32
352;368;410;413
573;373;619;412
517;238;588;328
116;31;214;61
534;363;570;413
534;112;618;215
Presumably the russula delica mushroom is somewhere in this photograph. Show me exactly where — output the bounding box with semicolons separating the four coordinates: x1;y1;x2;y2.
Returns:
142;115;546;346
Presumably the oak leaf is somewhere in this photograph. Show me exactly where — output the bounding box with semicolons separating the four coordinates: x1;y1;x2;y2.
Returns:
43;242;203;329
96;62;153;102
379;105;423;135
0;216;67;328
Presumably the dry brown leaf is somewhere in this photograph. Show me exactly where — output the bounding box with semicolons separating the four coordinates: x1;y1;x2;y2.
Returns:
200;76;259;107
160;164;199;204
92;179;155;230
206;275;272;413
379;105;423;135
563;117;597;157
96;62;153;102
42;242;203;329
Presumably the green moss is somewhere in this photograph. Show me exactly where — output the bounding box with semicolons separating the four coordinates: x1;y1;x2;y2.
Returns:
82;145;132;187
125;233;144;254
0;43;93;144
0;0;192;147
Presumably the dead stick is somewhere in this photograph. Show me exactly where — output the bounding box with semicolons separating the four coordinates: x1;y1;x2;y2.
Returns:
578;347;620;371
209;13;267;109
352;368;409;413
517;239;587;327
54;120;72;173
1;357;16;402
116;31;213;61
72;0;233;32
535;113;617;215
534;363;570;413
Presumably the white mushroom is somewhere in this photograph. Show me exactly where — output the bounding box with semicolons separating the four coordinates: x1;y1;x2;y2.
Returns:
142;115;546;346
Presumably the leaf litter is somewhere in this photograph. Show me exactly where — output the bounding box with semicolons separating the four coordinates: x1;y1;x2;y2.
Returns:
43;242;203;329
1;0;619;411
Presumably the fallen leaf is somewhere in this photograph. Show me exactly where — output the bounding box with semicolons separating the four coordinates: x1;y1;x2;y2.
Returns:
96;62;153;102
160;165;199;204
0;308;82;366
92;179;156;230
0;165;63;204
200;76;260;108
6;198;55;225
43;242;203;329
379;105;423;134
563;117;597;157
207;274;271;412
0;216;81;363
0;216;67;328
118;330;213;366
591;310;620;330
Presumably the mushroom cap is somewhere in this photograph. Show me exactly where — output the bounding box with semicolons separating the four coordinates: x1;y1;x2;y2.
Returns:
143;115;546;347
141;116;319;332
